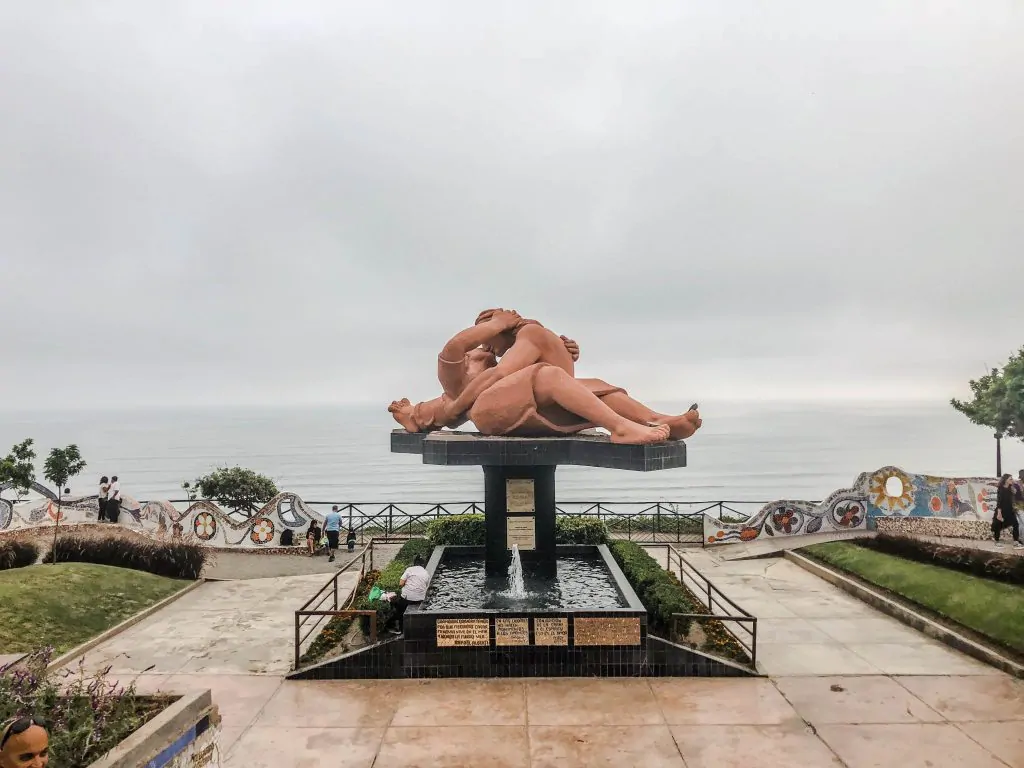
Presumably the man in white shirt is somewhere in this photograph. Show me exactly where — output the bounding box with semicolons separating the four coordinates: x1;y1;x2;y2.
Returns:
390;555;429;634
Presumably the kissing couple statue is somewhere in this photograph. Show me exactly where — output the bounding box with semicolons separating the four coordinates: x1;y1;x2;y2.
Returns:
389;309;701;446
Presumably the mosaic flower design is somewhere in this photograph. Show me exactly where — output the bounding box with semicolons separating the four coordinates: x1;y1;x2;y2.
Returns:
47;502;64;522
831;501;864;528
929;495;943;513
250;517;275;545
771;508;801;534
867;468;914;514
193;511;217;541
0;501;11;530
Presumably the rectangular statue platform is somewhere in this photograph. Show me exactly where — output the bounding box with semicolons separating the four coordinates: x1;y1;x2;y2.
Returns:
392;430;687;577
391;429;687;471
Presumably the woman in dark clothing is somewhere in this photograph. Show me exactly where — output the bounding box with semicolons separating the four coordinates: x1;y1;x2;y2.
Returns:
346;527;358;552
993;474;1022;549
306;520;322;556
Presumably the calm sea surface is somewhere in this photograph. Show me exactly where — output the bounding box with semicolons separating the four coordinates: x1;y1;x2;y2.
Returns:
1;401;1021;505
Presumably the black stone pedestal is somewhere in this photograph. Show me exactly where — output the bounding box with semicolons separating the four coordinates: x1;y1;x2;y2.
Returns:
484;465;556;578
392;429;688;578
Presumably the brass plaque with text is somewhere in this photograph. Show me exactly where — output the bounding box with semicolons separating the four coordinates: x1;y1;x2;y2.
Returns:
573;617;641;646
506;516;536;551
436;618;490;647
495;618;530;646
506;479;535;513
533;617;568;646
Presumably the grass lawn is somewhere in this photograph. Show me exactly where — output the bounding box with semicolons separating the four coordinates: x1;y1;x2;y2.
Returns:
0;563;189;654
803;541;1024;655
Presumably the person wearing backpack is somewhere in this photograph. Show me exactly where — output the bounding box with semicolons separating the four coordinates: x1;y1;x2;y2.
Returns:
993;474;1022;549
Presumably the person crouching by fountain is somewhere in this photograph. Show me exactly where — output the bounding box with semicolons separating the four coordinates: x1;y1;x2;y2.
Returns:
0;716;49;768
389;555;429;635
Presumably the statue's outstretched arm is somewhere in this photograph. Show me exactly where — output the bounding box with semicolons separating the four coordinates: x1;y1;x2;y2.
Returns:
439;309;521;361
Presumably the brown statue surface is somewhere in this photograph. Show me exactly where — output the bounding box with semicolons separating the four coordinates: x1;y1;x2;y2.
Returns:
389;309;701;446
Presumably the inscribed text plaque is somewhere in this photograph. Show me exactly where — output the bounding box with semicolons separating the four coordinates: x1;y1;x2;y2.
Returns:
533;617;568;646
573;617;641;646
506;479;535;513
436;618;490;647
506;516;536;551
494;618;530;646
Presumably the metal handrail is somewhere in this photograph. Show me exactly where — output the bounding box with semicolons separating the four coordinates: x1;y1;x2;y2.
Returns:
660;544;758;668
294;540;377;668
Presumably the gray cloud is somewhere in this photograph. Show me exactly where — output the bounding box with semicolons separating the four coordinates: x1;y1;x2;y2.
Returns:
1;1;1022;408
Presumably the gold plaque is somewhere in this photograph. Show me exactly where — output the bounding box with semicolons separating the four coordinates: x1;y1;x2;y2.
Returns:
506;516;536;551
495;617;529;646
436;618;490;647
573;617;641;646
533;617;568;646
506;479;535;513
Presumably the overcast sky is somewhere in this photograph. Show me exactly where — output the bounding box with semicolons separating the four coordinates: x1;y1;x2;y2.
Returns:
1;1;1022;410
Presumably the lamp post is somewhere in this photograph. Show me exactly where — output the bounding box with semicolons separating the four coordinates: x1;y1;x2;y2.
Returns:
996;432;1003;476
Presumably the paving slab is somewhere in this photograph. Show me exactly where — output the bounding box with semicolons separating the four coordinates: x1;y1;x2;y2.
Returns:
816;723;1009;768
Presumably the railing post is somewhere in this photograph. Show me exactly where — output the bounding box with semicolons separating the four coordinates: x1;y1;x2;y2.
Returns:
369;540;374;572
370;612;378;644
706;581;712;611
388;505;393;539
333;576;338;610
752;619;758;670
294;612;301;670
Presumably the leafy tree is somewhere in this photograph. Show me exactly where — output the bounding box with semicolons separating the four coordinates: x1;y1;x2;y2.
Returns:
194;466;278;514
0;438;37;497
952;347;1024;474
181;480;199;503
43;445;87;563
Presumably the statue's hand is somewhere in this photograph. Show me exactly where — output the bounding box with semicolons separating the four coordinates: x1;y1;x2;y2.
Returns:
560;335;580;362
488;308;521;331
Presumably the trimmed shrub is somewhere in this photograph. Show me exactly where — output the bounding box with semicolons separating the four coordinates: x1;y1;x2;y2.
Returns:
608;540;696;635
0;539;39;571
555;516;609;544
427;515;486;545
43;534;207;580
427;514;609;546
857;534;1024;586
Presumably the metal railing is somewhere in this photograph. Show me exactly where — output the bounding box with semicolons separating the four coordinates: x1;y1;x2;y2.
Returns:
657;544;758;668
158;499;766;545
293;540;378;668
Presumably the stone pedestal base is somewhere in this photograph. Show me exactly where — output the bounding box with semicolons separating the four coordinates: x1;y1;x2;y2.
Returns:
483;465;556;578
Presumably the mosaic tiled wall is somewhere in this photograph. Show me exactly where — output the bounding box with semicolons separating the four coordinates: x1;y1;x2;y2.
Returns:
0;487;321;549
704;465;1003;546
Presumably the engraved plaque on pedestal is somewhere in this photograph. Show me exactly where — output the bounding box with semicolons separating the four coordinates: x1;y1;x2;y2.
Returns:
533;617;568;646
495;617;530;646
506;479;535;513
573;617;641;646
506;516;536;551
436;618;490;647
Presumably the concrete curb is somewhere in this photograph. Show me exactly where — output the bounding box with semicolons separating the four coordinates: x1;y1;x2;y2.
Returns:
785;550;1024;679
87;690;216;768
48;578;206;673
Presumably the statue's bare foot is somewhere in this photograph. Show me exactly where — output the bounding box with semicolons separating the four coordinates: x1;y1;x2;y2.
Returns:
388;399;419;432
610;422;671;445
652;410;702;439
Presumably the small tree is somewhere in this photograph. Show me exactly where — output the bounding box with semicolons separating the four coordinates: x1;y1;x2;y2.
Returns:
0;438;37;499
181;480;199;503
194;466;278;514
43;445;87;563
952;347;1024;475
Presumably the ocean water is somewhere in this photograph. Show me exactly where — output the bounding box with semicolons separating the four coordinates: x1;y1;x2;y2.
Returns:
0;400;1021;505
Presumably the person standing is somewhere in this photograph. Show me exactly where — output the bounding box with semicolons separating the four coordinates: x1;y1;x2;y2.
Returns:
107;475;121;523
97;476;110;523
346;526;357;552
323;505;343;562
993;474;1022;549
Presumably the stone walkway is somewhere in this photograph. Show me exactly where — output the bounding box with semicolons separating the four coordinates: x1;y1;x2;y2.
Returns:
65;548;1022;766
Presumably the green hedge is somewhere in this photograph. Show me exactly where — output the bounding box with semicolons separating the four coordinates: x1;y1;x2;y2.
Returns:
426;514;608;546
608;540;696;635
608;540;751;664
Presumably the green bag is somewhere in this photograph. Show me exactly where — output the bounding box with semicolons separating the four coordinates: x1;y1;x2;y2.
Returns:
368;585;383;602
